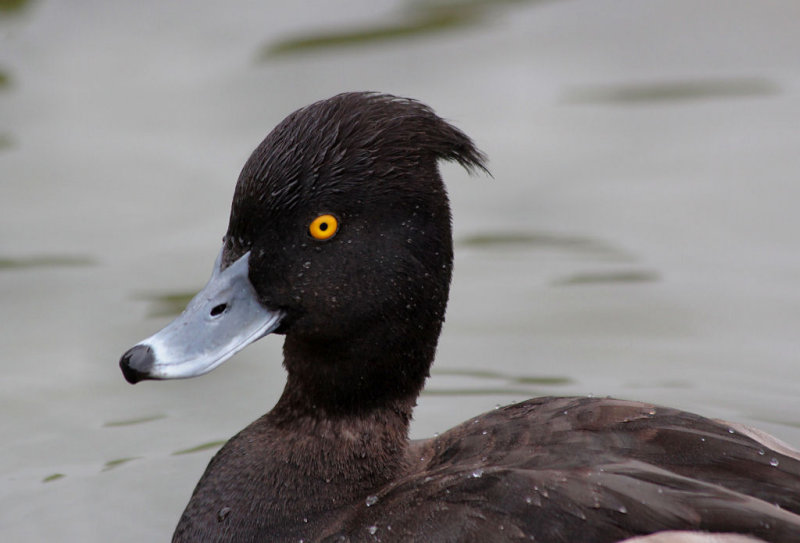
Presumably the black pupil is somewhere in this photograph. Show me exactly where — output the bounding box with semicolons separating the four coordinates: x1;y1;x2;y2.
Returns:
319;222;328;231
210;304;227;317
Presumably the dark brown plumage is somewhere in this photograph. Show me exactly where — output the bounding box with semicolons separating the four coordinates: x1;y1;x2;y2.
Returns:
120;93;800;543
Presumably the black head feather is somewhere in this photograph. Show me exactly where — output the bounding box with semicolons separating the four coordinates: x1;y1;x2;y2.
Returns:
241;92;486;204
225;92;487;259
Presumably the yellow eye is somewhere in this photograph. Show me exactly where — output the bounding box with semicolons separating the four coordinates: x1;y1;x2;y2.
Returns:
309;214;338;240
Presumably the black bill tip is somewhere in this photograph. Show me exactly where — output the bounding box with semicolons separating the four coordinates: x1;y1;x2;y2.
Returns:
119;344;155;384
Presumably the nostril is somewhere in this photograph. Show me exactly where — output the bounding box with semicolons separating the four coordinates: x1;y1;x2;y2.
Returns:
210;303;227;317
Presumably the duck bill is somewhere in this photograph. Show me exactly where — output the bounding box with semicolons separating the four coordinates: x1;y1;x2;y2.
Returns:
119;250;283;384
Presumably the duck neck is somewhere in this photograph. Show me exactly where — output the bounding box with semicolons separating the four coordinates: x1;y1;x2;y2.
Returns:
276;315;442;416
261;345;424;523
268;381;413;492
266;323;442;482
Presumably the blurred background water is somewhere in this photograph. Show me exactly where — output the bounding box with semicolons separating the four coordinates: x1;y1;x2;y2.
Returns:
1;0;799;540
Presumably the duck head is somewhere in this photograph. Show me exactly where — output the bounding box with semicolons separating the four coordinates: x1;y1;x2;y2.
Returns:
120;92;487;413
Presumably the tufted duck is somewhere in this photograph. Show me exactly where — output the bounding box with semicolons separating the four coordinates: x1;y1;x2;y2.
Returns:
120;93;800;542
